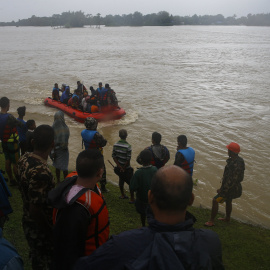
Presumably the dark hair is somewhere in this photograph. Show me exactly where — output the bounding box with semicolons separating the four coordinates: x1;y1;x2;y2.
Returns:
26;120;35;129
76;149;104;178
17;106;26;117
119;129;127;139
0;97;9;108
105;83;109;88
140;149;152;165
150;168;193;211
177;135;187;148
99;82;102;85
33;125;54;152
152;132;161;144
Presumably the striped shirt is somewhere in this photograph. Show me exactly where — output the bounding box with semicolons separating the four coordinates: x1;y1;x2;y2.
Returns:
112;139;132;166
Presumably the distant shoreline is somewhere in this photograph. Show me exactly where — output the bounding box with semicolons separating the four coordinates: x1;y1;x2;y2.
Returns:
1;11;270;27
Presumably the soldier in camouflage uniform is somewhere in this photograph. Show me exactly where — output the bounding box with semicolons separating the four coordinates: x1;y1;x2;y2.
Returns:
205;142;245;227
16;125;55;270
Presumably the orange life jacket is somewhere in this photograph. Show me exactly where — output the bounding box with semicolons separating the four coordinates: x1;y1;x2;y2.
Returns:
53;172;110;255
77;187;110;254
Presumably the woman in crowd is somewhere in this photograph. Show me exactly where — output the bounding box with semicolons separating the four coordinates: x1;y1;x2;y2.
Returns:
52;111;70;183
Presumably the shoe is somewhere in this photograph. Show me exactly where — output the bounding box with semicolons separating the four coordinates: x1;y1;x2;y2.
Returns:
204;221;215;227
101;188;109;193
129;201;135;204
119;195;129;199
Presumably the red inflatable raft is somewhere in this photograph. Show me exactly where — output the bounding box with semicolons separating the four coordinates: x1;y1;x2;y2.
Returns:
44;97;126;123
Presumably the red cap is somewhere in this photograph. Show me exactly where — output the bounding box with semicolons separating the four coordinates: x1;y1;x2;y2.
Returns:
226;142;240;154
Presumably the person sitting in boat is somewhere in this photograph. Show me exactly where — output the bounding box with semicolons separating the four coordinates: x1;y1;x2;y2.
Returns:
74;89;84;106
52;83;60;101
96;82;108;106
89;86;97;98
60;85;71;104
81;91;90;112
86;96;100;113
68;94;79;109
106;84;119;107
76;81;87;95
60;84;66;94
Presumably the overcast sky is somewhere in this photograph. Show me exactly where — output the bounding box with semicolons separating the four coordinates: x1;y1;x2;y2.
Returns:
1;0;270;22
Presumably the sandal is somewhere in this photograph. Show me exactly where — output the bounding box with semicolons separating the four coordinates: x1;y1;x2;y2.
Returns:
204;221;215;227
218;217;230;222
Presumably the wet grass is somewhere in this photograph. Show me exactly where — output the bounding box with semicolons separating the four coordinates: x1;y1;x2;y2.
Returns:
1;151;270;269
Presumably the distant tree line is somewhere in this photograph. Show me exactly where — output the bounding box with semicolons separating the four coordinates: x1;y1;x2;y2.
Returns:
1;11;270;27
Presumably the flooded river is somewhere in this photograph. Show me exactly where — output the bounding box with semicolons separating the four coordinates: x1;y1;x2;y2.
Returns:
0;25;269;228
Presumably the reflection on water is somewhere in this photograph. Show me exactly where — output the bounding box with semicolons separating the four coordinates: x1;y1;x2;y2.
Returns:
0;26;270;228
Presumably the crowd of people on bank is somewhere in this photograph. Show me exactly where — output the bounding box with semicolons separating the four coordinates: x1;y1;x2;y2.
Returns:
52;81;119;113
0;96;246;269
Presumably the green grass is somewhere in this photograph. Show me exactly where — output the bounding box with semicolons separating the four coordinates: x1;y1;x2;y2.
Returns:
1;152;270;270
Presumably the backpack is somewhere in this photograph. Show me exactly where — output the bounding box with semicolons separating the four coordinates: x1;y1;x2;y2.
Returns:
148;145;168;169
124;230;213;270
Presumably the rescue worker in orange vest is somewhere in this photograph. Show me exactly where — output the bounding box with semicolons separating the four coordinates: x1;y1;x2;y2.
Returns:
48;149;110;270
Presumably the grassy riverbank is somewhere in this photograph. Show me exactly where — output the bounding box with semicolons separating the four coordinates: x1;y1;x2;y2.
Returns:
1;156;270;269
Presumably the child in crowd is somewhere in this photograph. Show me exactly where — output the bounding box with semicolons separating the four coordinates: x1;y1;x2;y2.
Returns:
130;149;158;226
25;120;36;152
16;106;27;155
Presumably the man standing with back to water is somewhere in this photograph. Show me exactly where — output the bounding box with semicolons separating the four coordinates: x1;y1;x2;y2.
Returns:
48;149;110;270
0;97;24;186
205;142;245;227
174;135;195;176
16;125;55;270
137;132;170;169
112;129;134;200
74;165;224;270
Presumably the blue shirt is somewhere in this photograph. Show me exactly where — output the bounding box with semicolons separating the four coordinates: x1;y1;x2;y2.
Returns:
60;90;69;102
0;228;24;270
97;87;107;99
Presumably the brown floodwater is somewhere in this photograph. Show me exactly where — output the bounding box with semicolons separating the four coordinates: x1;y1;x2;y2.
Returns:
0;25;269;228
